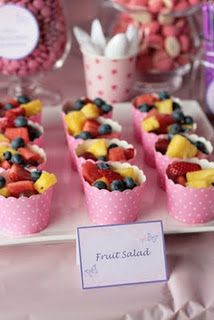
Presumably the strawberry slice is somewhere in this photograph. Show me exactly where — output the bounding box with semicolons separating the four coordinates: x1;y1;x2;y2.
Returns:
108;147;127;161
82;120;99;137
4;127;30;143
8;164;32;182
18;147;44;164
1;160;11;169
166;161;202;182
98;169;123;183
155;138;169;154
82;161;102;184
124;148;135;160
7;181;36;198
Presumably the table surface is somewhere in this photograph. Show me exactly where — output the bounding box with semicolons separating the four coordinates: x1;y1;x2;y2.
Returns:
1;1;214;319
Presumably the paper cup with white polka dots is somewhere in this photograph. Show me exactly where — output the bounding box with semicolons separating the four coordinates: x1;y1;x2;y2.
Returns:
0;188;53;236
155;134;213;190
82;51;137;103
165;159;214;224
82;162;147;225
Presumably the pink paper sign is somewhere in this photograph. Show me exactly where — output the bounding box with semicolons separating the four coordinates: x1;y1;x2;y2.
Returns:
77;221;168;289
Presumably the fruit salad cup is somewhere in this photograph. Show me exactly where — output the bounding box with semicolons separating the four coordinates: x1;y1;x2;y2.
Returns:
81;161;147;225
165;159;214;225
132;92;182;142
0;169;57;236
75;138;136;176
63;111;122;170
154;134;213;190
141;106;197;168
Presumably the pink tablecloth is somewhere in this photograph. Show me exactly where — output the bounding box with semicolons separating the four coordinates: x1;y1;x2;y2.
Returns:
0;1;214;319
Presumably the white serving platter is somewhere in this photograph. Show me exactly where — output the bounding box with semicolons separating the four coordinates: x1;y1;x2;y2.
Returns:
0;100;214;246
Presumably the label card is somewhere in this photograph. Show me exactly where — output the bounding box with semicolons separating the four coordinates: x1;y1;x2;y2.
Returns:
77;221;168;289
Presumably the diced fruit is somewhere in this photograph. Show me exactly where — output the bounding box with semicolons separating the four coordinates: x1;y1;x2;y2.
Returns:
166;135;197;159
142;116;160;132
186;169;214;186
0;176;6;188
0;146;17;161
11;137;25;150
0;134;9;143
108;147;127;161
155;138;169;154
82;119;99;137
0;187;9;197
155;99;173;114
92;180;108;190
124;148;134;160
110;180;126;192
114;167;137;181
81;103;100;119
33;171;57;194
7;181;35;197
8;164;31;182
1;160;11;169
65;111;86;136
18;147;44;164
87;139;107;158
82;162;102;184
166;161;202;182
98;124;112;135
135;94;155;107
21;100;42;117
5;127;30;143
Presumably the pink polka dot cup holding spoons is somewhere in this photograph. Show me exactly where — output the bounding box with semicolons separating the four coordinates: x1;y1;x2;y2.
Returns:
82;51;137;103
155;134;213;190
165;158;214;225
82;161;147;225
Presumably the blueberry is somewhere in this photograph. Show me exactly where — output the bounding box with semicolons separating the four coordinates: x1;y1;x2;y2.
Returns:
138;103;152;112
98;124;112;135
14;116;28;127
124;177;137;190
108;143;118;149
159;91;170;100
101;103;113;114
172;110;185;123
97;162;110;170
0;176;6;189
28;125;42;141
77;131;92;140
11;154;25;165
195;141;208;154
98;156;107;161
184;116;193;125
168;123;182;138
31;170;42;182
93;98;105;107
110;180;126;192
4;103;14;110
172;101;181;111
17;95;30;104
11;137;25;150
92;180;107;190
73;99;85;110
3;151;12;161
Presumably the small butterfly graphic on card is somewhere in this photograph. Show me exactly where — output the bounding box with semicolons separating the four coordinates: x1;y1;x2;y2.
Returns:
84;264;98;278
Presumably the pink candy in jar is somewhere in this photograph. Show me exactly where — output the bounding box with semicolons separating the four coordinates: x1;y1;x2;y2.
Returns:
0;0;67;76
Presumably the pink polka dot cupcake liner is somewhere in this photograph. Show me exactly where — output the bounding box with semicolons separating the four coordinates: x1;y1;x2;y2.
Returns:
132;105;147;142
165;159;214;225
141;130;160;168
82;162;147;225
155;134;213;190
82;51;137;103
0;188;53;236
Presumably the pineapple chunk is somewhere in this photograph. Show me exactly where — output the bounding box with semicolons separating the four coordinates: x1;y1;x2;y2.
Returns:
155;99;173;114
34;172;57;194
0;187;9;197
142;116;160;132
81;103;100;119
65;111;86;136
21;99;43;117
115;167;137;181
0;146;17;161
86;139;107;158
166;135;197;159
0;134;9;143
186;169;214;185
186;180;211;189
